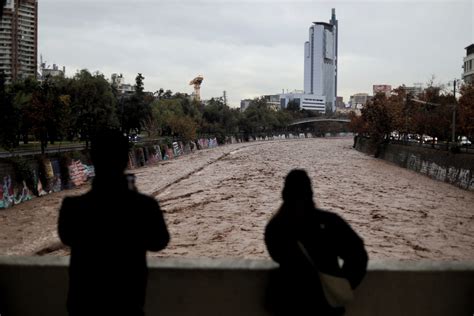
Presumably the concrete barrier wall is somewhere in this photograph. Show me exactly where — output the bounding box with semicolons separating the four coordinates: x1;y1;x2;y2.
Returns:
355;137;474;190
0;256;473;316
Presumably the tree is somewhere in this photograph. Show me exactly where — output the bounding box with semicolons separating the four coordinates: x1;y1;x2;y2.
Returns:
149;93;199;140
458;82;474;139
0;73;20;150
10;77;38;144
70;70;119;146
348;111;367;135
359;93;392;143
240;97;278;136
286;100;300;112
168;115;198;141
120;73;151;136
386;86;407;139
202;98;240;142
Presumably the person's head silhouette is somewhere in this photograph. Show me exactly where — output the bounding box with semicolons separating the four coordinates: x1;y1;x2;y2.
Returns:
282;169;314;211
90;129;129;178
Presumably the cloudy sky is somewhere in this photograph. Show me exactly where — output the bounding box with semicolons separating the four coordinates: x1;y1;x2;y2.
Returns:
39;0;473;107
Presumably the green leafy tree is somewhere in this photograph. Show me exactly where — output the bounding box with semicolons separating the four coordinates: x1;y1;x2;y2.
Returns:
121;73;152;136
202;98;240;142
0;73;20;150
240;97;278;136
9;77;38;144
149;92;200;141
70;70;119;146
286;99;300;112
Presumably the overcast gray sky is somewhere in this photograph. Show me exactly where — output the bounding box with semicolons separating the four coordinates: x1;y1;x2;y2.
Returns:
39;0;473;107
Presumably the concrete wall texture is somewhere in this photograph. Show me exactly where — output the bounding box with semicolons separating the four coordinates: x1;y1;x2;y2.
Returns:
0;256;473;316
355;137;474;191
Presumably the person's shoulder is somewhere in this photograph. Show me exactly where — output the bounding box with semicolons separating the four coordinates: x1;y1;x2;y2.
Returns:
59;194;92;218
134;191;160;207
317;209;364;240
61;194;89;207
317;209;348;226
265;212;285;232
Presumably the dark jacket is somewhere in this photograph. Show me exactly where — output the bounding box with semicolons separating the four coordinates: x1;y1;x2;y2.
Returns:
265;207;368;316
58;177;169;316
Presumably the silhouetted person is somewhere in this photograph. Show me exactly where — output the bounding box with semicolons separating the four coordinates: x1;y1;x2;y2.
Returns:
265;169;368;316
58;129;170;316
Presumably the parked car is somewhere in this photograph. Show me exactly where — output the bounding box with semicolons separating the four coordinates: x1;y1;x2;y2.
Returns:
422;135;437;144
128;134;141;143
458;136;471;147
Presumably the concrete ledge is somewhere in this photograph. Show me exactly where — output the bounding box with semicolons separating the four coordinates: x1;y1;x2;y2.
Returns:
1;256;473;316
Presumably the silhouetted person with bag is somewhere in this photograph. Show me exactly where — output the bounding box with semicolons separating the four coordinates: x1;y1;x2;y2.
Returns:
58;129;170;316
265;169;368;315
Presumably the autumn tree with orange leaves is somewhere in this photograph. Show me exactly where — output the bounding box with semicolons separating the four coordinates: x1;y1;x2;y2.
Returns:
458;82;474;139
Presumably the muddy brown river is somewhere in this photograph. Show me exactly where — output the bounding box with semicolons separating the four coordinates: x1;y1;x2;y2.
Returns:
1;138;473;260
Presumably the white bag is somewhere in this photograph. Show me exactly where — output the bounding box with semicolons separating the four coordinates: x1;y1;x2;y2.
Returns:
297;241;354;308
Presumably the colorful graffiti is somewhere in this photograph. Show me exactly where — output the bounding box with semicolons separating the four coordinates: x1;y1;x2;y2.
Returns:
208;138;218;148
172;142;182;157
0;138;227;209
68;160;87;187
0;176;32;209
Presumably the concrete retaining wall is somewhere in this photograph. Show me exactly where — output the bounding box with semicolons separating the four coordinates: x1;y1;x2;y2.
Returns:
0;256;473;316
355;137;474;190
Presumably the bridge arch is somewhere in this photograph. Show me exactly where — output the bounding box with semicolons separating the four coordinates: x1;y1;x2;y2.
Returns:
288;117;350;126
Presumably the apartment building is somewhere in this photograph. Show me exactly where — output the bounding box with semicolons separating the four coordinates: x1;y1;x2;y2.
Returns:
0;0;38;84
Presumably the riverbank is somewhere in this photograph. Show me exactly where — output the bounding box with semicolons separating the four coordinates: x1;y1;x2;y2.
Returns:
354;136;474;191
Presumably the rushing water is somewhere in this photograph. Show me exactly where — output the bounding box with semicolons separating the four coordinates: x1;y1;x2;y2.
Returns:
1;138;473;260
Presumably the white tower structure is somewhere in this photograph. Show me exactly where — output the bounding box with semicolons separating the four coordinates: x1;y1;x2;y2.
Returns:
304;9;338;113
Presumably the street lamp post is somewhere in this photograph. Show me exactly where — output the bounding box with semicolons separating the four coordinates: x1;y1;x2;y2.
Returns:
452;81;455;142
449;79;461;143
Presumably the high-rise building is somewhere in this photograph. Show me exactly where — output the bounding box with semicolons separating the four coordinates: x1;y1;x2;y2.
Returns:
463;44;474;84
0;0;38;84
303;9;338;113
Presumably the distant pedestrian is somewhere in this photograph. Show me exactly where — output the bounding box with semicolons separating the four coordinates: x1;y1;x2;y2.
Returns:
58;129;170;316
265;169;368;316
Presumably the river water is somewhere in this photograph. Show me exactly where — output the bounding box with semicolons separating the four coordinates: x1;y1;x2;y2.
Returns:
1;138;473;260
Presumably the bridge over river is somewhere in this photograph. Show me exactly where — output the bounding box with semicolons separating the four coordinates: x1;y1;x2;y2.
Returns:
288;117;351;126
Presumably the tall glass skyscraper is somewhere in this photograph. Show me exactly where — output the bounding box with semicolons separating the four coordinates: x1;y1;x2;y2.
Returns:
304;9;338;113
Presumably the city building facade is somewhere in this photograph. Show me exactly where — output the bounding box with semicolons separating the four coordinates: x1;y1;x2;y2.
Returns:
335;96;345;108
0;0;38;84
373;84;392;98
402;84;423;97
303;9;338;113
39;63;66;81
280;92;326;112
349;93;370;109
463;44;474;83
111;73;135;95
263;94;280;111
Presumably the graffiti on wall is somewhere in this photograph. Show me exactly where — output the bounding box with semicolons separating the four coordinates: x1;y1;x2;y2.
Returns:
68;160;87;187
0;175;14;209
172;142;182;157
0;176;32;209
1;138;225;208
